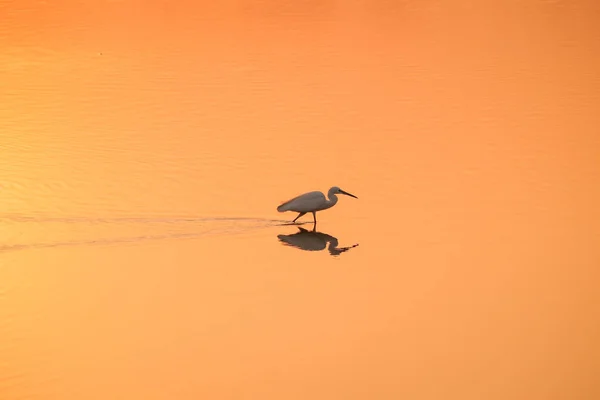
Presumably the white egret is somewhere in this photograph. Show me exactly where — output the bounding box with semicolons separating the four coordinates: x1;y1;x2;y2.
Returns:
277;186;358;224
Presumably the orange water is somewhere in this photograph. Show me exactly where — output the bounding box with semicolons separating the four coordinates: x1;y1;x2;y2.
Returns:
1;1;599;399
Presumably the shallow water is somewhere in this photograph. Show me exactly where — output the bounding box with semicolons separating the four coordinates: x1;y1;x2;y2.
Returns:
1;1;599;399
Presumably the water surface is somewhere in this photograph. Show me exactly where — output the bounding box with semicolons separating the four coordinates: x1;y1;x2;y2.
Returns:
1;1;599;399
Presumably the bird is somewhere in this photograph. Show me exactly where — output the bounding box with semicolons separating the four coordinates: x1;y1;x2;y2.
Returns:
277;186;358;225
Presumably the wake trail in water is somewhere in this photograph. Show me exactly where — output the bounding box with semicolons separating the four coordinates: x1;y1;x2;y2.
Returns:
0;232;205;253
0;214;310;254
0;214;291;224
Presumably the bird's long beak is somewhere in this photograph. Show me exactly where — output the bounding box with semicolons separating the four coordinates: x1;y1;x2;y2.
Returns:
339;189;358;199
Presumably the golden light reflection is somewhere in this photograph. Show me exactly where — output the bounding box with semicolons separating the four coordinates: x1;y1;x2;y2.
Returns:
1;1;599;399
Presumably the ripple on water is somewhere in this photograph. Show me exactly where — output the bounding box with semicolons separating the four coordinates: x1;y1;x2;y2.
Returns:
0;215;301;254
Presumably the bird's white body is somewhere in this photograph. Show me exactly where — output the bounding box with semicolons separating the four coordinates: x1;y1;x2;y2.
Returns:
277;190;334;213
277;186;357;224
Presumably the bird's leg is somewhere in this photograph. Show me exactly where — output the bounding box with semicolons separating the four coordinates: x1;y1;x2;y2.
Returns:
293;212;306;223
312;211;317;226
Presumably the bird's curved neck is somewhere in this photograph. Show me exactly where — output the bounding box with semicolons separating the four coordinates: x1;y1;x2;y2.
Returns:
325;192;338;208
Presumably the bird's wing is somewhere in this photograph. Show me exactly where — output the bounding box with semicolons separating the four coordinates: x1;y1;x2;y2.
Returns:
277;191;323;212
277;193;304;212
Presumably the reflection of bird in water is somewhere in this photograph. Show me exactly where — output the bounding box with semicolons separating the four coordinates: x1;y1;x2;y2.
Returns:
277;227;358;256
277;186;358;226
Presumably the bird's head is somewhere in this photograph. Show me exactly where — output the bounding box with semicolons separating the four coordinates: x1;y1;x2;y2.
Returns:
331;186;358;199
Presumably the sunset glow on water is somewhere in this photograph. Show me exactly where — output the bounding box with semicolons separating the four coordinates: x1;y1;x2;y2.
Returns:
1;1;599;399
